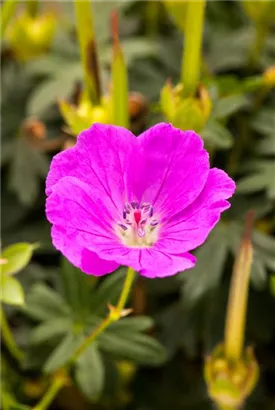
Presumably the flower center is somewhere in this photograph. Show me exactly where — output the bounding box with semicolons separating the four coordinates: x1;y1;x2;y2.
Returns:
116;201;159;247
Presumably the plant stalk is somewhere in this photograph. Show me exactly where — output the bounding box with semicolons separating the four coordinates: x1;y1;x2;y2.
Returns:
32;377;64;410
0;304;23;363
1;0;18;38
181;0;206;96
74;0;101;104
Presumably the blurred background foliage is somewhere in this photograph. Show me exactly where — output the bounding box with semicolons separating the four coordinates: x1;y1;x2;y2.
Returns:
1;0;275;409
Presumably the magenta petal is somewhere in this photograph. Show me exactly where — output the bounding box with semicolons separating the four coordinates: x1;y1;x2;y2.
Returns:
139;248;196;278
46;123;139;213
51;226;118;276
137;123;210;218
159;168;236;253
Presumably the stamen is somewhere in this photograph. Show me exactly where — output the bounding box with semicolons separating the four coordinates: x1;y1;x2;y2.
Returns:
118;223;127;231
150;220;158;226
131;201;139;209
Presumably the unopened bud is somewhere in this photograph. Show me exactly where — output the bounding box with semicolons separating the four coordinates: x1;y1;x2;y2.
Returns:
242;1;275;26
263;66;275;87
205;344;259;410
6;11;56;62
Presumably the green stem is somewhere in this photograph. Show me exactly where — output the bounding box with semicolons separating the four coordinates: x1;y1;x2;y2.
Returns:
181;0;206;97
32;378;64;410
145;1;159;38
26;1;39;17
224;212;254;362
1;305;23;363
111;11;129;128
71;267;135;362
74;0;101;104
248;24;267;69
1;0;18;38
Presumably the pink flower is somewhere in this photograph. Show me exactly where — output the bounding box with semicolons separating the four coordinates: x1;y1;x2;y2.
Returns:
46;123;235;278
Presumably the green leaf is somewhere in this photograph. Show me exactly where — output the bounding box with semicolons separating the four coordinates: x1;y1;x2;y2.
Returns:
251;107;275;136
75;343;104;401
1;274;24;306
8;137;49;207
25;283;70;320
90;268;128;315
59;258;93;318
250;255;267;291
257;133;275;155
99;332;166;366
179;225;228;307
1;242;38;276
44;333;83;373
31;317;72;345
202;119;234;149
212;94;249;119
109;316;154;333
237;161;275;199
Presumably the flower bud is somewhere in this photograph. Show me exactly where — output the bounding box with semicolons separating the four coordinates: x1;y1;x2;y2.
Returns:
59;92;110;136
205;344;259;410
6;11;56;62
263;66;275;87
160;81;211;132
242;1;275;26
163;1;187;32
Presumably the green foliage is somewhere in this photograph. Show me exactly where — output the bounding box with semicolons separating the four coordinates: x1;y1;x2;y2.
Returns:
1;242;38;276
24;260;166;400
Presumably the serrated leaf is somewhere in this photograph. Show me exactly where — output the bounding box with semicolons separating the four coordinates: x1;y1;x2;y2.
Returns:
75;343;104;401
202;119;234;149
44;333;83;373
25;283;70;320
31;317;72;345
1;274;25;306
99;332;166;366
212;94;249;119
1;242;38;276
8;137;49;207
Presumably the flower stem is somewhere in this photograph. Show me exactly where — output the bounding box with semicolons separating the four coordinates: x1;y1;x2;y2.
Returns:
71;267;135;362
32;377;64;410
74;0;101;104
26;1;39;17
0;304;23;363
111;11;129;128
181;0;206;97
224;211;255;362
145;1;159;38
1;0;18;38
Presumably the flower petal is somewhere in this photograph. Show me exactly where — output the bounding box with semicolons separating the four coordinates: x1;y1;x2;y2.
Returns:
46;123;139;215
158;168;236;253
139;248;196;278
137;123;210;219
51;226;119;276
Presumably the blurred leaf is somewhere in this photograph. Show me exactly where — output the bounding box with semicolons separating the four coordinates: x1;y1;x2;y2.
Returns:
99;331;166;366
251;107;275;136
212;94;249;119
202;119;234;149
90;268;128;315
237;160;275;199
8;137;49;207
44;333;83;373
180;225;228;307
1;242;38;276
75;343;104;401
109;316;154;333
257;133;275;155
0;274;25;306
25;283;70;320
31;317;72;345
59;258;93;319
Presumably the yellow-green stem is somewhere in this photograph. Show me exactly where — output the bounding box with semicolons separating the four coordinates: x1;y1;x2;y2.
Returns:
111;11;129;128
1;0;18;38
145;1;159;38
26;0;39;17
0;304;23;363
224;212;254;362
71;267;135;362
181;0;206;96
32;378;64;410
74;0;101;104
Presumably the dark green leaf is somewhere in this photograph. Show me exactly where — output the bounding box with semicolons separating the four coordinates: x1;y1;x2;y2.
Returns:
212;94;249;119
25;283;70;320
31;317;72;345
108;316;154;333
202;120;234;149
75;343;104;401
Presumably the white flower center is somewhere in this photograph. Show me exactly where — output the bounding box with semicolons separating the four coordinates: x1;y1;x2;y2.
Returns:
116;201;159;248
